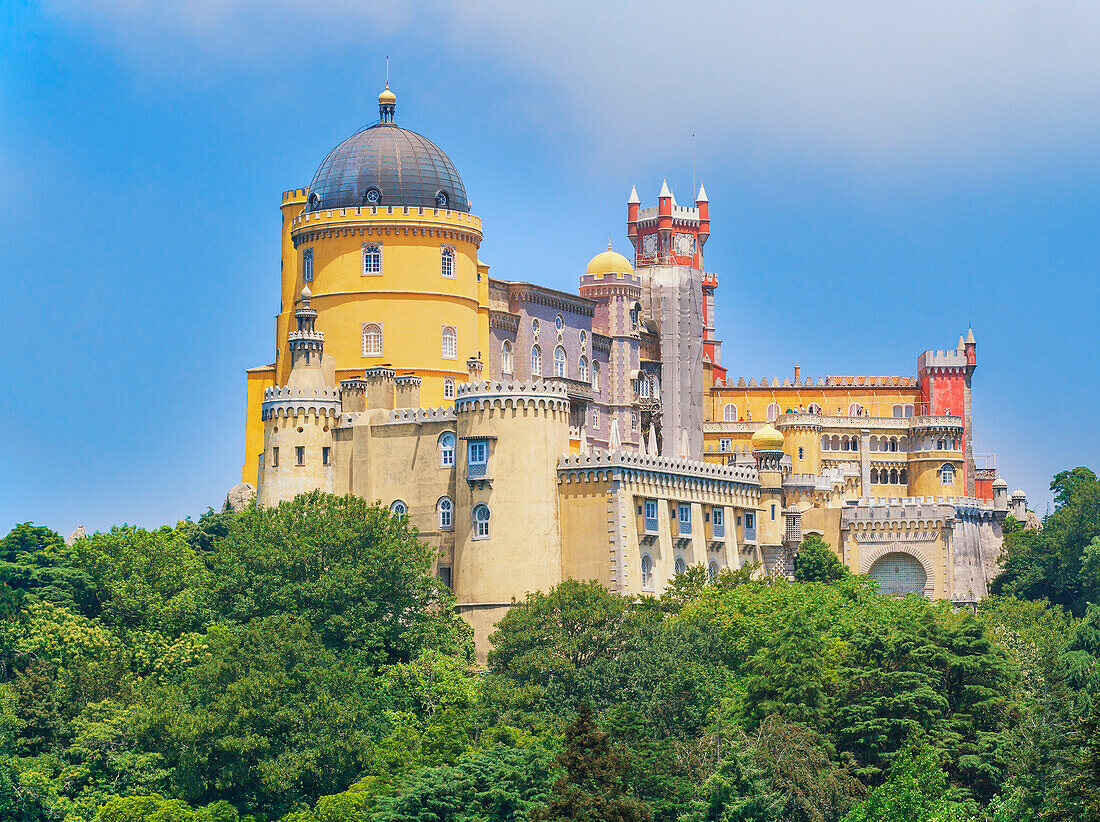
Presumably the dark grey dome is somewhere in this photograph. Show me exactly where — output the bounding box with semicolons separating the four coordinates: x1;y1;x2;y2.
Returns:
305;121;469;213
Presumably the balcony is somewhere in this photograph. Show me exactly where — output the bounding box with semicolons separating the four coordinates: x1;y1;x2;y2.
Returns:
544;376;593;402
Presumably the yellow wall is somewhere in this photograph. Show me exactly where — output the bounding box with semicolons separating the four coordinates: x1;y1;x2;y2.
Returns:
243;367;275;482
708;386;922;422
279;202;487;407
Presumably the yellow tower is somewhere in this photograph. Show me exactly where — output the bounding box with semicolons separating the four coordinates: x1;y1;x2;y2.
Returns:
243;84;490;483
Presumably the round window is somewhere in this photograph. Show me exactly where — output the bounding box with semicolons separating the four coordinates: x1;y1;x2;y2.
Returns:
363;187;382;205
555;314;565;332
436;190;449;207
307;191;321;210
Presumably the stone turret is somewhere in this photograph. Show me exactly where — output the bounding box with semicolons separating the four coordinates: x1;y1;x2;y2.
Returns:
257;287;341;507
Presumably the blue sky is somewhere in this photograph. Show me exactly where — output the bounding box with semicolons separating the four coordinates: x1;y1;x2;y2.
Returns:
2;0;1098;536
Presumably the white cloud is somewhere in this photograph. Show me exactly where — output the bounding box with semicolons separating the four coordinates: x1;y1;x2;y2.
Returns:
42;0;1100;167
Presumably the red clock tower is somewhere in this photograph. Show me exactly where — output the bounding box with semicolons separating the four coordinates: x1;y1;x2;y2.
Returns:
627;181;725;385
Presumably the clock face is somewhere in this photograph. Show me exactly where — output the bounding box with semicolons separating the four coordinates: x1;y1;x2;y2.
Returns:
674;233;695;256
641;234;657;255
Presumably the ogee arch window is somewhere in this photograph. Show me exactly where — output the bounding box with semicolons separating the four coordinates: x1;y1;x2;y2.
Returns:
579;356;589;381
362;243;382;275
362;323;383;357
440;245;456;278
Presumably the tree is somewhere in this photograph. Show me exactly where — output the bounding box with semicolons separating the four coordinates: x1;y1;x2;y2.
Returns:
1049;694;1100;822
793;536;849;584
840;745;971;822
72;524;212;636
533;702;651;822
134;615;380;818
0;523;93;616
743;607;828;729
210;492;471;665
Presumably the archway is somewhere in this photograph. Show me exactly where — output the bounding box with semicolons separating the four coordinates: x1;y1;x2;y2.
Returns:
868;552;927;596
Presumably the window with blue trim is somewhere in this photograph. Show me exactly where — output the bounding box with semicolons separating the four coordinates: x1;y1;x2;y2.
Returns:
744;512;756;541
644;499;658;533
467;440;489;478
712;507;724;538
678;503;691;536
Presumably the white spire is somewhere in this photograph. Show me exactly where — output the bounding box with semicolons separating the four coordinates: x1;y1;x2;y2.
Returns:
659;179;671;198
608;418;622;452
696;183;708;202
648;426;659;457
628;185;640;205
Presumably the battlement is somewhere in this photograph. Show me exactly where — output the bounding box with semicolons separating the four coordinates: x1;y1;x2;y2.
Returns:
288;330;324;342
261;386;341;420
917;349;968;371
394;374;422;387
290;204;483;232
282;188;308;203
722;375;919;389
578;271;643;288
384;406;457;424
361;367;396;381
456;379;571;413
558;450;760;487
635;204;701;225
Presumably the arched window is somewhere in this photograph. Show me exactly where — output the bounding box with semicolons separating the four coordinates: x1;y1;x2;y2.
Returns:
390;500;407;516
851;436;860;451
870;436;879;452
899;436;908;452
438;432;456;467
904;404;915;417
674;556;687;576
592;361;600;392
362;322;383;356
650;375;660;397
831;435;840;451
892;404;904;418
940;463;955;486
821;434;830;451
631;412;639;430
501;340;514;374
554;346;567;377
848;402;863;416
641;554;653;591
870;468;879;484
531;318;540;339
807;403;821;414
890;468;899;484
708;561;720;582
531;344;542;375
443;378;455;399
437;497;453;530
899;468;909;484
723;403;738;422
767;402;781;422
579;356;589;381
441;326;457;360
889;437;898;453
362;243;382;275
440;246;455;278
472;504;491;539
638;376;649;397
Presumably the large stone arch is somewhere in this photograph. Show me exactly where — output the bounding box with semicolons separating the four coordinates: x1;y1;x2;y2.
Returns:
859;543;935;597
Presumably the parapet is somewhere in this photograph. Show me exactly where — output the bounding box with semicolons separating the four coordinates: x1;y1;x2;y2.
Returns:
384;406;457;425
917;349;968;371
261;386;341;420
558;450;760;489
578;271;643;299
455;379;571;413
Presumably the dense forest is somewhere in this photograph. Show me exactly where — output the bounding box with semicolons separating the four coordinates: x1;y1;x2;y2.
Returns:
3;468;1100;822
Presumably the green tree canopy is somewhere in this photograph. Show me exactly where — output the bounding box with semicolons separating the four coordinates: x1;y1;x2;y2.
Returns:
793;535;849;584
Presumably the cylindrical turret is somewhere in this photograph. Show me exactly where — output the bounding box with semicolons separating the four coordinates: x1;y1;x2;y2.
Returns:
776;415;822;476
1010;487;1027;520
752;424;787;547
394;373;422;409
452;379;571;661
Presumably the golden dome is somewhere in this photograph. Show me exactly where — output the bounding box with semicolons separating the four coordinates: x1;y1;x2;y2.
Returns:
751;423;785;451
378;84;397;105
586;241;633;275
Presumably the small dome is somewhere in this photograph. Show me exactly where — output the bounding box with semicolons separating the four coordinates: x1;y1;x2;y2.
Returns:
378;83;396;105
752;423;785;451
586;242;633;275
992;476;1008;489
300;284;312;300
1012;488;1026;499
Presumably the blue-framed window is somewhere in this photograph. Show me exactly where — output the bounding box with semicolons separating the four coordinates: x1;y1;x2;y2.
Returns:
678;503;691;536
644;499;658;533
744;512;756;542
712;507;725;538
467;440;489;478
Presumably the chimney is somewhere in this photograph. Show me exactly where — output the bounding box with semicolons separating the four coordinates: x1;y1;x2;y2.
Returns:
794;364;801;384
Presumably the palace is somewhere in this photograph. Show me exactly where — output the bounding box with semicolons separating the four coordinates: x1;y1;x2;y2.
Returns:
241;86;1026;659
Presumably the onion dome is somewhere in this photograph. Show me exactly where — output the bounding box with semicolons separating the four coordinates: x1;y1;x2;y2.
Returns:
751;423;785;451
992;476;1008;489
586;241;634;275
304;85;469;213
1012;488;1026;499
